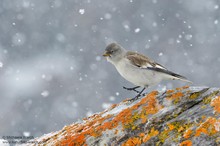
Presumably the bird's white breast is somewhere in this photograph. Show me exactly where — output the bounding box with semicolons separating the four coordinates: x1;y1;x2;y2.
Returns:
114;58;163;87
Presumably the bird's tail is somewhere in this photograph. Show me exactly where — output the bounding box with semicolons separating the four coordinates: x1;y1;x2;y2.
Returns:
170;72;192;83
147;67;193;83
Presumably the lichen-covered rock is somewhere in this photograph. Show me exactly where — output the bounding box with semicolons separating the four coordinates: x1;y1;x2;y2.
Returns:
23;86;220;146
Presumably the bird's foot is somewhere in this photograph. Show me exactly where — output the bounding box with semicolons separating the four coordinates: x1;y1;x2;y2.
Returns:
123;86;140;93
128;95;141;102
142;92;148;96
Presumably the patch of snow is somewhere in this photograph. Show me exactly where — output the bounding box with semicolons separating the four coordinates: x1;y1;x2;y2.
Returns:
102;103;128;117
0;139;9;146
102;103;112;109
86;110;93;117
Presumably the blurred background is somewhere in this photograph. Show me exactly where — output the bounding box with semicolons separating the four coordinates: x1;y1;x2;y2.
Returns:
0;0;220;138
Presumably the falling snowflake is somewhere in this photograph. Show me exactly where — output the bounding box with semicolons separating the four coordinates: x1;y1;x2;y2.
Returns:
0;62;3;68
12;33;26;46
185;34;193;40
41;90;50;97
109;96;115;101
134;28;140;33
214;5;219;10
79;9;85;15
158;52;163;56
96;56;101;61
104;13;112;20
23;131;30;137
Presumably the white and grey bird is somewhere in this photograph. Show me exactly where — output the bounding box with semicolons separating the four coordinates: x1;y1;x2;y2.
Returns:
103;43;192;101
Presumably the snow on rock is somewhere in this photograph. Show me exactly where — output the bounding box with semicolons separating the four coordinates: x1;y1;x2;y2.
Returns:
0;139;9;146
22;86;220;145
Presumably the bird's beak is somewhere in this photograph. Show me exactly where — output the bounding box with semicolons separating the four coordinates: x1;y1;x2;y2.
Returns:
103;52;111;57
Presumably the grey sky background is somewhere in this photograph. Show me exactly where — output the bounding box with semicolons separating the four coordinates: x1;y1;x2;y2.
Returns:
0;0;220;137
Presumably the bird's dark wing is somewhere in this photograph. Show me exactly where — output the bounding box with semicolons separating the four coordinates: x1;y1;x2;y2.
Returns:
126;51;167;70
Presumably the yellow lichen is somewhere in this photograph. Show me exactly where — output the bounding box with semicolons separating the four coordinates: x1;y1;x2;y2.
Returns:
143;127;159;143
122;137;142;146
189;92;201;99
166;92;184;104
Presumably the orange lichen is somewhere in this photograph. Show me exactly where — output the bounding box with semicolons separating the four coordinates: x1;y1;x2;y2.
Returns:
122;137;142;146
166;89;175;94
183;129;192;139
142;127;159;143
179;140;192;146
168;92;184;99
166;92;184;104
55;113;114;145
195;117;219;137
182;86;190;89
176;86;189;91
141;115;147;124
139;133;145;137
36;87;220;146
140;91;162;114
167;123;175;130
211;96;220;113
121;126;159;145
178;126;184;133
110;104;117;110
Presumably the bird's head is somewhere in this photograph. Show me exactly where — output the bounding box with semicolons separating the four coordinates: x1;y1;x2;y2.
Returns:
103;43;126;63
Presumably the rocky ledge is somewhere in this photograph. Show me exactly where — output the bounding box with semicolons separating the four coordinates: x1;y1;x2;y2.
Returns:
22;86;220;146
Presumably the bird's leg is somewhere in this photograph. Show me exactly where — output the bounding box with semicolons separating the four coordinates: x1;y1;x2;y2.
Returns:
129;87;146;102
123;86;140;93
141;85;149;96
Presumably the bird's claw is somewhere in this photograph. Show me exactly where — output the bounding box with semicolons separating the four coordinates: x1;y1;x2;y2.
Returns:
123;86;140;94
